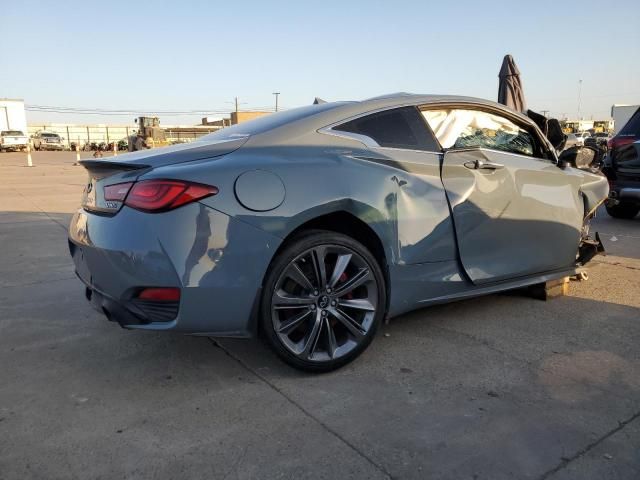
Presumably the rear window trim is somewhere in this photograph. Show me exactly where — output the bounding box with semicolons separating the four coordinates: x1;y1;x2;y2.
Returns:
320;105;442;154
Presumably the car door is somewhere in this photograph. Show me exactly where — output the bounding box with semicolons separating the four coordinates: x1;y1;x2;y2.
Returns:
422;106;585;284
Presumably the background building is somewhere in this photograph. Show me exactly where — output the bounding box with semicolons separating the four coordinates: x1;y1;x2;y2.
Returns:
201;110;272;127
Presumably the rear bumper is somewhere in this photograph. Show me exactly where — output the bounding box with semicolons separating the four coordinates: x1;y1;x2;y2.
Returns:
1;143;27;150
608;187;640;205
68;202;282;336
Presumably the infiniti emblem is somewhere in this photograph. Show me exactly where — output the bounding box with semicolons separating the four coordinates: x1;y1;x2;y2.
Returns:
318;295;330;309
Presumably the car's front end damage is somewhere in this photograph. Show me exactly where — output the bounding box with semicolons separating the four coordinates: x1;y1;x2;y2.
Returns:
576;172;609;266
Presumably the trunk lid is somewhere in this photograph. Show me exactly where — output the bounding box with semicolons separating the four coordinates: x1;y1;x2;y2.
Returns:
100;136;248;168
79;136;247;214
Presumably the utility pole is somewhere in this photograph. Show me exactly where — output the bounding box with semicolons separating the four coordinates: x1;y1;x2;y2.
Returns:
227;97;247;125
540;110;549;118
273;92;280;112
577;79;583;120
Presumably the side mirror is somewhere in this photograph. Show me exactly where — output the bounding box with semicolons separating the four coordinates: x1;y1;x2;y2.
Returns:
558;145;602;171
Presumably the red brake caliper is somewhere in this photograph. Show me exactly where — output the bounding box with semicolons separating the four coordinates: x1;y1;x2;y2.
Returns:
338;272;353;299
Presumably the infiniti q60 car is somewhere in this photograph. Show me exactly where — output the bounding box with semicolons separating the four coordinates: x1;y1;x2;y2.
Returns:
69;94;608;371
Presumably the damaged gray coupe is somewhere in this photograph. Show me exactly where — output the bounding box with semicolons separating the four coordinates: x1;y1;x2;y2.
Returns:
69;93;608;371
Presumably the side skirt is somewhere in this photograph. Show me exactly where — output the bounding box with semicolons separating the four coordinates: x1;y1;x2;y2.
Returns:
413;266;580;309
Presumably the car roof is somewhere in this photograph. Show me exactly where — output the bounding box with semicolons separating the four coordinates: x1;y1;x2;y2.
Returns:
345;93;529;118
204;93;539;148
230;94;530;135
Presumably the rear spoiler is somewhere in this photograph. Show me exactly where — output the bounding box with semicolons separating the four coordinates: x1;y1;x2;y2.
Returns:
79;160;150;171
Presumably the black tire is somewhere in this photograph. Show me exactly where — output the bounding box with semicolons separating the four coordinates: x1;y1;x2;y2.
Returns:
260;230;386;372
606;203;639;219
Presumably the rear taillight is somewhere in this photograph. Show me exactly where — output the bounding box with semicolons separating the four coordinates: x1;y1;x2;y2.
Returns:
608;136;636;150
123;179;218;212
104;182;133;202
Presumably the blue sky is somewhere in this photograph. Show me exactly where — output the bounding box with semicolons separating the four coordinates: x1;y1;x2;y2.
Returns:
2;0;639;125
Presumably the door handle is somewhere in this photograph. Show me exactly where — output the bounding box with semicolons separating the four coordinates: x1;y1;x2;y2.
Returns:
463;159;504;170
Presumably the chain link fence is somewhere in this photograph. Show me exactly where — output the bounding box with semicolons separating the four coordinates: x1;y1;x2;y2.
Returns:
26;124;220;150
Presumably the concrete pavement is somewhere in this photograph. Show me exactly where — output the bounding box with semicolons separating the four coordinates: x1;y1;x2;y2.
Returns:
1;151;639;479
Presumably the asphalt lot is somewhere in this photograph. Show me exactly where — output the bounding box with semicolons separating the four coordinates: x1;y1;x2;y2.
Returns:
1;151;639;480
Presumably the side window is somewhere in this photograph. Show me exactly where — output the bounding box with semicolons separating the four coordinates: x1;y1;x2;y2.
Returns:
334;106;439;151
422;108;536;157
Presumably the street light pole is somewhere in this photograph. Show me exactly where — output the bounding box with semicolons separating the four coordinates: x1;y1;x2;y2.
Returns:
273;92;280;112
577;79;583;120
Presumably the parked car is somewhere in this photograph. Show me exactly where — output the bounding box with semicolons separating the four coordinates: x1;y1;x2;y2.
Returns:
602;107;640;219
0;130;29;152
32;131;65;151
592;132;610;147
574;131;591;146
564;133;580;150
68;94;609;371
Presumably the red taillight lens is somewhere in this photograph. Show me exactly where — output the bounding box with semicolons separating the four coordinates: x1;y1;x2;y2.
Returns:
608;136;636;150
104;182;133;201
124;180;218;212
137;287;181;302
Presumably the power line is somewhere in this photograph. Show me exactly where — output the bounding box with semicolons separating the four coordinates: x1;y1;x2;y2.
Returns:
25;104;278;116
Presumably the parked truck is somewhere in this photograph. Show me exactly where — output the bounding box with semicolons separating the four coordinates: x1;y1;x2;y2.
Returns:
0;99;29;152
0;130;29;152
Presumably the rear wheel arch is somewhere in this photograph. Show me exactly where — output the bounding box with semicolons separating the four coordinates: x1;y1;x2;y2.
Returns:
262;211;391;314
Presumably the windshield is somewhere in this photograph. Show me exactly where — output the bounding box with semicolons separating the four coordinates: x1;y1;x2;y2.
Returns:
1;130;24;136
41;133;60;138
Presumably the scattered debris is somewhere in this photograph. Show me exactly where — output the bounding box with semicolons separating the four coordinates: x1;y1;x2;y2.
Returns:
487;390;500;398
603;453;613;460
610;236;618;242
400;367;413;374
383;333;390;338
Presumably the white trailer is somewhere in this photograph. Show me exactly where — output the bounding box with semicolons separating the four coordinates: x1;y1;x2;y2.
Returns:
611;104;640;135
0;98;28;134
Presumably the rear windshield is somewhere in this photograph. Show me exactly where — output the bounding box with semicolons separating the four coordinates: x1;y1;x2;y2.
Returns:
1;130;24;136
618;107;640;136
199;103;345;141
41;133;60;138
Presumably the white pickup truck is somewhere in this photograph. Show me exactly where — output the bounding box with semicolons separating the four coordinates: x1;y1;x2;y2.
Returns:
0;130;29;152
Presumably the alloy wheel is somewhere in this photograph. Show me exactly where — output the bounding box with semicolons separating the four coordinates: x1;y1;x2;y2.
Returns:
270;244;379;363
